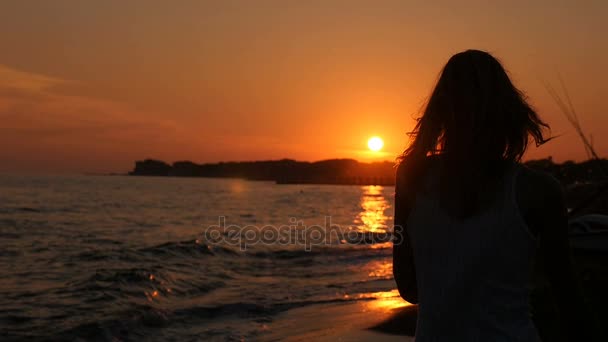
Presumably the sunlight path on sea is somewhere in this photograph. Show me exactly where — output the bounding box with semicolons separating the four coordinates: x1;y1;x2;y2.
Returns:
354;185;391;233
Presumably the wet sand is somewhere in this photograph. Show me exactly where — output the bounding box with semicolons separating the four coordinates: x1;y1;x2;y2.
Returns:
262;291;417;341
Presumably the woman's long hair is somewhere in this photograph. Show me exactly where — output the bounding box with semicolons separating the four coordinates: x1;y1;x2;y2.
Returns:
399;50;549;218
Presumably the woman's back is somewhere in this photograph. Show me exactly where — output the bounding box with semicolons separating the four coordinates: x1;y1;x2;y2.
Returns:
405;160;539;341
392;50;594;341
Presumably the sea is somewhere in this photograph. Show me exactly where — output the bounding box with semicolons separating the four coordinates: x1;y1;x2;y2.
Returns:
0;175;399;341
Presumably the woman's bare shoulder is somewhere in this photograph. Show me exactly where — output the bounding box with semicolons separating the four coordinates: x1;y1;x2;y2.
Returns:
517;165;563;200
516;165;565;233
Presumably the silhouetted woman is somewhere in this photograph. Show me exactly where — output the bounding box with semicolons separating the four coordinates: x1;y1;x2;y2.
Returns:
393;50;592;341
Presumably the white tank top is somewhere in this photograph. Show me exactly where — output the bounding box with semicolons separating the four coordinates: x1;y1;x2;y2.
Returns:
406;162;541;341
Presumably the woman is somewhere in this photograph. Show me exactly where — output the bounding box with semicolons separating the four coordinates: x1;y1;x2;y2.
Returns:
393;50;592;341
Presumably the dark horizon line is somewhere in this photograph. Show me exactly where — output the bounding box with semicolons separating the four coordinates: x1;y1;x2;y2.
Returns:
127;156;608;187
89;155;607;177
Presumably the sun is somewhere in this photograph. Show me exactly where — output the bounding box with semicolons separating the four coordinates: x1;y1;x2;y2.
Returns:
367;136;384;152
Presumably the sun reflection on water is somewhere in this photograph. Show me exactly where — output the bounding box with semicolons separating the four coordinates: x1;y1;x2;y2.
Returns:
354;185;391;233
366;260;393;279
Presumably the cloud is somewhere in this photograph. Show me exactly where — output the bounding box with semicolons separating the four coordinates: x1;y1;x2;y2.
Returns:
0;64;68;92
0;64;184;173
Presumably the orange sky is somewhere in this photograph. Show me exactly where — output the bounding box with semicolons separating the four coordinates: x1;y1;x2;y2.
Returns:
0;0;606;173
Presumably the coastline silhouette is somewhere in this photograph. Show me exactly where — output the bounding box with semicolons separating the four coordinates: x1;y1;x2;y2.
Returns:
128;157;607;187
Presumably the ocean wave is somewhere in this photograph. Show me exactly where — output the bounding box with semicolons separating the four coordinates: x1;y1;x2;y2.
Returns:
70;239;242;264
1;206;83;214
248;243;392;260
138;239;241;258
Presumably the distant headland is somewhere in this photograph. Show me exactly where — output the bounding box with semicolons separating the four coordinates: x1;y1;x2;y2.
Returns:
129;158;395;185
129;157;607;187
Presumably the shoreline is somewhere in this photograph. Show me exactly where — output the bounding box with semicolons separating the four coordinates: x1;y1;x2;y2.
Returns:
261;291;416;341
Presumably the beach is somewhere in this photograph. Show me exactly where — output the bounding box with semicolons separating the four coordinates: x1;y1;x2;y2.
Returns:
262;291;416;342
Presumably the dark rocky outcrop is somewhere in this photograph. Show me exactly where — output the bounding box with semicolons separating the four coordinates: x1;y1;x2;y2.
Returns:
129;159;172;176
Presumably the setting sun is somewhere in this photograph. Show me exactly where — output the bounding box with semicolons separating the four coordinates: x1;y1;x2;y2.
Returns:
367;137;384;152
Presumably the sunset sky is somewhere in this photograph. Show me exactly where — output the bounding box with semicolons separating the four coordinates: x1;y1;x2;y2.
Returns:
0;0;606;173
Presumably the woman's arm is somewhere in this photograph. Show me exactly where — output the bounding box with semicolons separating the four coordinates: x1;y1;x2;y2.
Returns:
518;168;596;341
393;163;419;304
